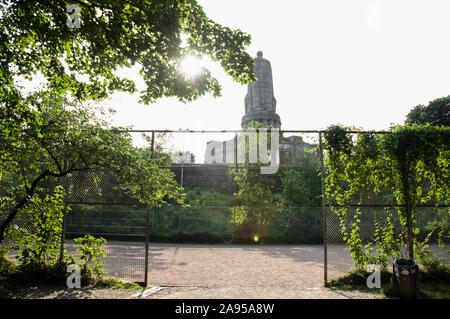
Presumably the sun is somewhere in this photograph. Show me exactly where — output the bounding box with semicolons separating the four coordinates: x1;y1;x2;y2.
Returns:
180;55;203;78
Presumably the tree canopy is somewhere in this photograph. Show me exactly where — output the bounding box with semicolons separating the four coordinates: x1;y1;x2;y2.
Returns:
0;0;255;104
405;96;450;127
0;0;256;245
0;91;184;243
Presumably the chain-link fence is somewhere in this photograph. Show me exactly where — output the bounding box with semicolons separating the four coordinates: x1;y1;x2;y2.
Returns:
59;130;323;284
62;204;324;283
325;205;450;281
0;213;35;257
63;204;148;283
1;129;448;287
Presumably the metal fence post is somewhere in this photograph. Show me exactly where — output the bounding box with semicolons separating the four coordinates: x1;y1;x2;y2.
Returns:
234;133;238;169
144;206;150;287
150;131;155;159
59;178;71;264
59;202;69;264
319;131;328;286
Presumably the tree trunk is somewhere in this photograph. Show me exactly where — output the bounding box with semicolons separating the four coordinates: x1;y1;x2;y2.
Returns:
0;197;29;244
400;164;414;260
405;204;414;260
0;170;52;244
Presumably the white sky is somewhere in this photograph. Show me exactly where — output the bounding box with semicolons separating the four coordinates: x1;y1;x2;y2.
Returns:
17;1;450;160
109;0;450;133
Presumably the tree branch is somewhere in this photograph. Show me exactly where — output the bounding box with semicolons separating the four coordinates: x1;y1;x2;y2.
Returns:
40;139;63;174
0;169;51;244
0;163;82;244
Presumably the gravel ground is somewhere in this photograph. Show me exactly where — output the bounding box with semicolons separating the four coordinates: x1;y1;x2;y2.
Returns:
144;243;340;288
147;286;382;299
1;285;382;299
141;243;379;299
3;242;379;299
5;242;447;299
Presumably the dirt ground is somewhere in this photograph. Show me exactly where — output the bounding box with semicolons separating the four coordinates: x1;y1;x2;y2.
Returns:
68;242;355;287
7;242;447;299
144;243;344;288
63;242;379;299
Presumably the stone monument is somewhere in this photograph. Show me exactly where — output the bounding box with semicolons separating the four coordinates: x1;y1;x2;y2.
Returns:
205;51;307;165
241;51;281;129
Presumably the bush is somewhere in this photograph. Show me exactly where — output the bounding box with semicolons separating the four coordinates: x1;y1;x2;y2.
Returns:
420;257;450;283
150;231;225;244
4;260;68;286
268;207;323;244
8;186;66;268
185;188;234;206
66;234;107;285
328;267;392;290
329;258;450;299
0;254;15;275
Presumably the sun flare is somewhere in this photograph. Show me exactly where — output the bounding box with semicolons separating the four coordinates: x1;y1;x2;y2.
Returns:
180;55;203;77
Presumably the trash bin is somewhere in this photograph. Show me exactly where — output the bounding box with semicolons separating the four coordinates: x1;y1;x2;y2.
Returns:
392;258;418;299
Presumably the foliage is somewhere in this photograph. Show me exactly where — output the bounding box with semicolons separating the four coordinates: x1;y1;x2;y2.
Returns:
69;234;107;282
278;169;321;207
277;140;322;207
139;132;174;167
93;277;142;291
8;186;66;267
267;207;323;244
419;257;450;283
227;121;282;241
323;124;450;266
1;0;255;249
328;267;392;291
2;185;107;284
366;209;402;267
328;266;450;299
185;188;233;207
118;140;185;208
0;260;68;287
230;169;282;224
0;0;255;104
405;96;450;127
0;253;15;275
414;282;450;299
226;121;327;242
0;91;184;244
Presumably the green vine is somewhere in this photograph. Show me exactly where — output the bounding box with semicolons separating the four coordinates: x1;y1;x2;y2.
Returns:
324;124;449;268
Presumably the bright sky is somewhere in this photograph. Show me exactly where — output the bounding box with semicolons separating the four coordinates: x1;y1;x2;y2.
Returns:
17;1;450;160
109;0;450;133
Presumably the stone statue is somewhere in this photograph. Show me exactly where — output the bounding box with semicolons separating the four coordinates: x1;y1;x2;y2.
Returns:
205;50;314;167
242;51;281;129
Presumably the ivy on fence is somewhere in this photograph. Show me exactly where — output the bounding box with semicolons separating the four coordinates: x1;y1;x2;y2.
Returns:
323;124;449;269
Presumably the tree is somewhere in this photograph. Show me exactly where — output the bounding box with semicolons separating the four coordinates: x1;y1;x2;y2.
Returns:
278;149;322;207
0;0;255;245
0;91;184;244
0;0;255;104
9;186;67;267
228;121;282;242
229;168;282;242
405;96;450;127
